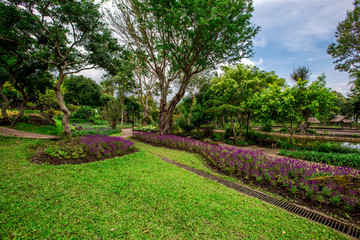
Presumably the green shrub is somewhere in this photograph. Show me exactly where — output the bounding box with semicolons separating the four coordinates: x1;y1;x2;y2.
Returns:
72;107;95;120
104;99;122;129
279;149;360;169
260;121;272;132
279;127;289;133
176;116;195;133
134;125;159;132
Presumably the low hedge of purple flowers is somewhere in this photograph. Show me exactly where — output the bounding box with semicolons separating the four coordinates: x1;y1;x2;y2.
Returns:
134;131;360;211
79;135;135;158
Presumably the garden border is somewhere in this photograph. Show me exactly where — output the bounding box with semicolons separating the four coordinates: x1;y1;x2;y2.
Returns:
151;151;360;239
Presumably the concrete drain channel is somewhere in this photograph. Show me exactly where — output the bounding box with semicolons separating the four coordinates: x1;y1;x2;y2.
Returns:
154;153;360;239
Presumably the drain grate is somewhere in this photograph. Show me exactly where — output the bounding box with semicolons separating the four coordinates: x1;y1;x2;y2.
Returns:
153;153;360;239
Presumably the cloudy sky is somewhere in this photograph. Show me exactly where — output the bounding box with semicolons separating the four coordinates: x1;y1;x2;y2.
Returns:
81;0;355;96
244;0;355;95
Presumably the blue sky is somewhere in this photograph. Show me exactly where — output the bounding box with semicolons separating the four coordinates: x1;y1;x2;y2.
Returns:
243;0;355;95
82;0;355;96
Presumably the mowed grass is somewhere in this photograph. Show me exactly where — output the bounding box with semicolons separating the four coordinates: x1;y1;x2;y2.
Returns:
13;119;64;136
0;136;349;239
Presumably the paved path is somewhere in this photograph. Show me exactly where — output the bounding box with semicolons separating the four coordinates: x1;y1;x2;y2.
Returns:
0;127;60;139
119;128;133;139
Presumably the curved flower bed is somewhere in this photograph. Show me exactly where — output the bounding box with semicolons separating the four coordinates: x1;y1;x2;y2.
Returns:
79;135;135;158
134;132;360;211
33;135;136;165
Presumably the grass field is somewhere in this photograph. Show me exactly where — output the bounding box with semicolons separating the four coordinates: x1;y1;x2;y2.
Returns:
0;136;349;239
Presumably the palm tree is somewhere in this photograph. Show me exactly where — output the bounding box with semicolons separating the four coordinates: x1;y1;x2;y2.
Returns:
290;66;312;82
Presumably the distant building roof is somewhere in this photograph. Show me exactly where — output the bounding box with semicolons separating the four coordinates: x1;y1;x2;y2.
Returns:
330;116;353;123
307;117;320;123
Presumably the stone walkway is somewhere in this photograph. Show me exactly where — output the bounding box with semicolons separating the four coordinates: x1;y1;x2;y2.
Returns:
0;127;60;139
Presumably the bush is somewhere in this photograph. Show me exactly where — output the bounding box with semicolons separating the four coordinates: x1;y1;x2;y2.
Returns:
260;121;272;132
72;107;95;120
279;149;360;169
176;116;195;133
104;99;122;129
279;127;289;133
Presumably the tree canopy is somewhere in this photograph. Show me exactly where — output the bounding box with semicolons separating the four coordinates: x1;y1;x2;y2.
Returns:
327;0;360;80
109;0;259;135
64;75;102;107
1;0;119;135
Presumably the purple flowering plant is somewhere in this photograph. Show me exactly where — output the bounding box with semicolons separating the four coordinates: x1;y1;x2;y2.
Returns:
79;135;135;158
134;131;360;210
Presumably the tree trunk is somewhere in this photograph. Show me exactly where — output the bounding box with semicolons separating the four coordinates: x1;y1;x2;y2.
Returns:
299;121;308;134
158;74;191;135
54;72;71;136
159;110;172;135
8;74;27;128
10;88;27;128
120;92;124;128
0;83;11;124
142;106;150;126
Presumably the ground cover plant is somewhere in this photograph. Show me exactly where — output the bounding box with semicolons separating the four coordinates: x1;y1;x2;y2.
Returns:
73;123;122;136
13;119;63;136
279;149;360;169
0;135;349;239
32;135;136;165
133;132;360;222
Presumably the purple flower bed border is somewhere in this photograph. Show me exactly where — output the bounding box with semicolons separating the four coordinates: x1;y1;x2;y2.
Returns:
134;131;360;210
80;135;135;158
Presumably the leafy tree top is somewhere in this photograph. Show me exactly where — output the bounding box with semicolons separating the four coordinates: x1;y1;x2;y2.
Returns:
327;0;360;79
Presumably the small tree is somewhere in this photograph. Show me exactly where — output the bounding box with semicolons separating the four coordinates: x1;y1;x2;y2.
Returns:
104;99;122;129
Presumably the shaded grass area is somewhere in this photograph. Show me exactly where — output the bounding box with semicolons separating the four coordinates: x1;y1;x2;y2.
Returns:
0;136;348;239
13;119;64;136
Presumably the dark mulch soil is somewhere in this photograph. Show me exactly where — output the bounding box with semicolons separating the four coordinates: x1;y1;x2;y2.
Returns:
31;147;138;165
132;137;360;227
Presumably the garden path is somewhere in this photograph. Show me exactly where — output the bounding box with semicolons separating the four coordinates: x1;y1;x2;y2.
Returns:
0;127;60;139
219;142;281;158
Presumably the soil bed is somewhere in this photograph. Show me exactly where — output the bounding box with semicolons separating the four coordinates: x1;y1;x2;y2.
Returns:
132;137;360;227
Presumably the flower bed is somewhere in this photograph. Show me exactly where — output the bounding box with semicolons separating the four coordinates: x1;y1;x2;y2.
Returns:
133;131;360;211
32;135;136;165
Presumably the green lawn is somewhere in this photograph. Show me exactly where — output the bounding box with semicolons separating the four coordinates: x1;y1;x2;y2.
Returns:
0;136;349;239
13;119;64;136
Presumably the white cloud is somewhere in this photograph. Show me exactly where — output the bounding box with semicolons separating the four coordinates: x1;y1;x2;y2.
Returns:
241;58;263;66
252;0;354;52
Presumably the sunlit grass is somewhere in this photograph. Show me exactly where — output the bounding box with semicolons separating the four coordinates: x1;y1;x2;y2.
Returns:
0;136;349;239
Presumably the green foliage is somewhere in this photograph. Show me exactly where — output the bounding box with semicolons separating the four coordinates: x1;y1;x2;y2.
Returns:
280;149;360;168
176;115;195;133
64;75;102;107
104;99;122;129
72;107;95;121
134;125;159;132
260;120;273;132
0;138;347;239
327;0;360;78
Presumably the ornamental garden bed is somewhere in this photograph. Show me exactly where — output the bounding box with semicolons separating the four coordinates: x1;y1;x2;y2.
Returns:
132;131;360;226
31;135;137;165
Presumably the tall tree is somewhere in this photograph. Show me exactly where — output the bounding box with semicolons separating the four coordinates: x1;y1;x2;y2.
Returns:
133;66;157;126
1;0;119;135
64;75;102;107
0;2;52;127
327;0;360;80
108;0;259;135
